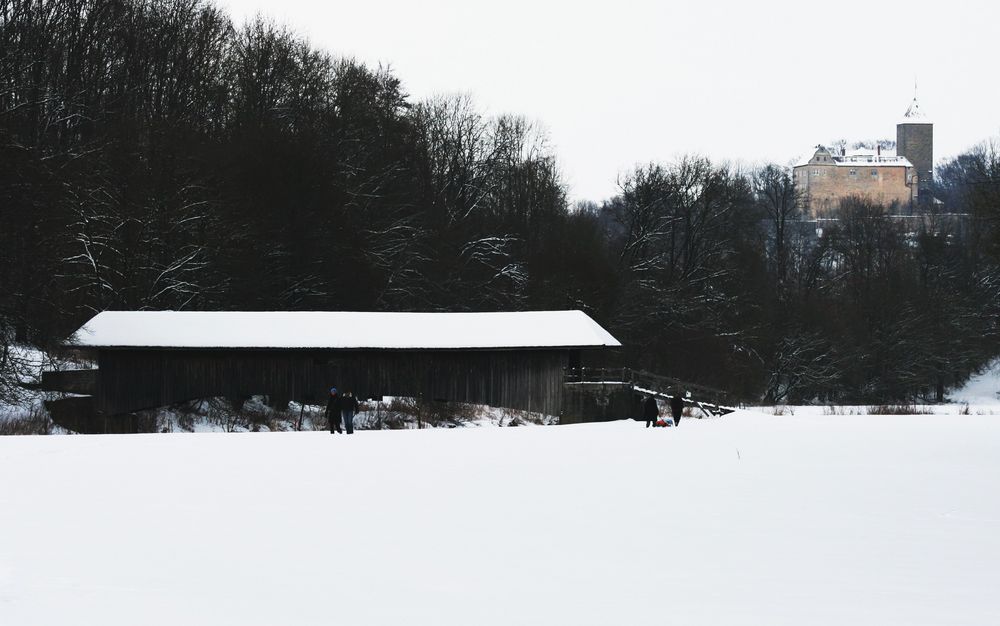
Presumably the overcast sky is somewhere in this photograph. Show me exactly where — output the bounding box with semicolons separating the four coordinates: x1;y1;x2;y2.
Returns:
218;0;1000;203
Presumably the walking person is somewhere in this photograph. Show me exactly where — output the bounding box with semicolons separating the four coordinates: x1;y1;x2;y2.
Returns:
326;387;343;434
643;394;659;428
670;390;685;427
341;391;359;435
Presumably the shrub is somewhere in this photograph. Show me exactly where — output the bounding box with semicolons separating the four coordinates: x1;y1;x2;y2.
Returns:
354;397;486;429
866;404;932;415
0;406;53;435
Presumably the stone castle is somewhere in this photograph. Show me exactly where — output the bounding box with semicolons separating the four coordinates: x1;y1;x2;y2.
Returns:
794;96;933;217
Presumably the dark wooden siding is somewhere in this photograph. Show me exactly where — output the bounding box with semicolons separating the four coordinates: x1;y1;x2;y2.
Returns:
97;349;569;417
41;369;98;394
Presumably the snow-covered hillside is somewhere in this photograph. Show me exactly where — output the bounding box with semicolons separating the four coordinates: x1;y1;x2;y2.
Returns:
951;359;1000;404
2;412;999;625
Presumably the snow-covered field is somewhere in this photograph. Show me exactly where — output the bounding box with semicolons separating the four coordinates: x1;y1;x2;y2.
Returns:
2;409;999;625
0;361;996;624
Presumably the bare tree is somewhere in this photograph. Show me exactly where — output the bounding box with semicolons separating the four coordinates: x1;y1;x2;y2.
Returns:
752;164;800;285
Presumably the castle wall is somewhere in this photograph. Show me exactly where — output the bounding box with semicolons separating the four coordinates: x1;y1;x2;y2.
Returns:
793;163;916;217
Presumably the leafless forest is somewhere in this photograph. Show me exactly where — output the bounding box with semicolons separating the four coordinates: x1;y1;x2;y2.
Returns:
2;0;999;405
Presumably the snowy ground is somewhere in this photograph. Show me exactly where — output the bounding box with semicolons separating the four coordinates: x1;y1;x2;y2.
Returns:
2;409;1000;625
1;360;998;624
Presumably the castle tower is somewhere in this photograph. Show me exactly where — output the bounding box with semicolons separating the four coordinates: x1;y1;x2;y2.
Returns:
896;93;933;202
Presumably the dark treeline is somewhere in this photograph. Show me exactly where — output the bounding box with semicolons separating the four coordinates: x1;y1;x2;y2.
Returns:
2;0;999;405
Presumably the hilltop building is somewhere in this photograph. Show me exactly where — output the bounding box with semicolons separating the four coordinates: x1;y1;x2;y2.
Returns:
794;95;933;217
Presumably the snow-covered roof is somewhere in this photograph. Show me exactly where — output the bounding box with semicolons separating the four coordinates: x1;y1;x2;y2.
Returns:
898;96;931;125
835;154;913;167
845;147;897;158
793;148;914;169
67;311;622;350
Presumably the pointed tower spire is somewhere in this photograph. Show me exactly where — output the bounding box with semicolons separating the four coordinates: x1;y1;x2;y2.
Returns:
903;79;927;121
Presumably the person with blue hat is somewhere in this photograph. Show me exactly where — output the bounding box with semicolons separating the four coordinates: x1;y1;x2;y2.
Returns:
325;387;343;434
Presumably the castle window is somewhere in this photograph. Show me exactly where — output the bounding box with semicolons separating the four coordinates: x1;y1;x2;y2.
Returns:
870;169;878;178
849;169;857;176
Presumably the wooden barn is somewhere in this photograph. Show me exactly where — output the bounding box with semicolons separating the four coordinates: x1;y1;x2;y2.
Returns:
45;311;621;432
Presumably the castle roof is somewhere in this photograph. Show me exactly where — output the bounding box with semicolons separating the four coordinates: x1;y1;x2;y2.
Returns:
794;146;914;169
898;96;931;125
836;154;913;168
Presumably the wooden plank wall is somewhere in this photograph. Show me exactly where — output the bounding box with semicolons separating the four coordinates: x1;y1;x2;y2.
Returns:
97;349;569;417
41;369;98;394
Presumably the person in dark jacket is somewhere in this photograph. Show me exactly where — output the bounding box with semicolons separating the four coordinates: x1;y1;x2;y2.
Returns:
670;391;685;427
643;394;659;428
326;387;342;434
341;390;360;435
